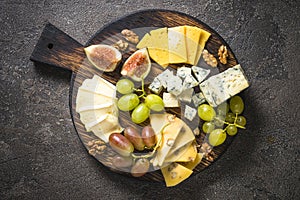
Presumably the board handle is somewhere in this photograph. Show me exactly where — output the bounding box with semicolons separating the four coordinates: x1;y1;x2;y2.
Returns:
30;23;85;72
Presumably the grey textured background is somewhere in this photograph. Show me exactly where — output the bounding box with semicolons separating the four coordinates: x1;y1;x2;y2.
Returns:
0;0;299;199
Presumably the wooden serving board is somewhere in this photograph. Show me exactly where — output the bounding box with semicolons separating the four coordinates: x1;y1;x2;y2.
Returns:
30;9;238;182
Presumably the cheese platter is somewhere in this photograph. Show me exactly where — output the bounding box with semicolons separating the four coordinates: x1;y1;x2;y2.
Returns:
30;9;249;187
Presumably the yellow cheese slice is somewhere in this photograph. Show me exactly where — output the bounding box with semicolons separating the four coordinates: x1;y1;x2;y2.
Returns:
185;26;201;65
136;33;152;49
194;29;211;65
149;27;168;50
147;47;169;68
153;117;184;167
181;153;204;171
161;163;193;187
167;123;195;156
175;143;197;162
168;26;187;63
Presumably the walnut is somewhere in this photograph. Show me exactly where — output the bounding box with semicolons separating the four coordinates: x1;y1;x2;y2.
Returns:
202;49;218;67
121;29;139;44
218;45;228;64
113;40;128;51
199;142;216;161
88;139;106;156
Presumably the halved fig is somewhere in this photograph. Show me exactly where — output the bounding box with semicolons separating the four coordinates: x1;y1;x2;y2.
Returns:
84;44;122;72
121;48;151;81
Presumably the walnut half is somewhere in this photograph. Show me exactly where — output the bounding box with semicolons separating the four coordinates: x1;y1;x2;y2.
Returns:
202;49;218;67
121;29;139;44
218;45;228;64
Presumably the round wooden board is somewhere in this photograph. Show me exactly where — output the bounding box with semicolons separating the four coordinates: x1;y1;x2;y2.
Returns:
70;9;238;182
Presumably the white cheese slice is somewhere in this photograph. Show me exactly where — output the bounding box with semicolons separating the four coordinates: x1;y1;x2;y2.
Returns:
79;105;116;125
76;102;113;112
80;75;115;98
88;114;123;143
163;93;180;107
191;65;210;83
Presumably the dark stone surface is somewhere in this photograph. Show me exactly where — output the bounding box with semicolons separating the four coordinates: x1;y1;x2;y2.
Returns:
0;0;299;199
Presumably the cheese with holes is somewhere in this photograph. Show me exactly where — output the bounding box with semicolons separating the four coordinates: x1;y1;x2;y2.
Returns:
168;26;187;63
181;153;204;171
161;163;193;187
164;141;192;163
194;30;211;65
175;143;197;162
185;26;202;65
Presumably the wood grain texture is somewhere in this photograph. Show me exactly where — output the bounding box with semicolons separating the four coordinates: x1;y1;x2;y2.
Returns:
31;9;238;182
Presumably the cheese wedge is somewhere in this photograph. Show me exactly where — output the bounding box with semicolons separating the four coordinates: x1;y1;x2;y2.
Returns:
168;26;187;63
79;105;116;125
136;33;152;49
194;29;211;65
175;143;197;162
181;153;204;171
76;89;114;112
164;141;192;163
167;123;195;156
185;26;201;65
88;114;123;143
153;117;184;167
161;163;193;187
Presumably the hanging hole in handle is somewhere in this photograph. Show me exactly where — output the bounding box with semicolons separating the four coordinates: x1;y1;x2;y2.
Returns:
48;43;53;49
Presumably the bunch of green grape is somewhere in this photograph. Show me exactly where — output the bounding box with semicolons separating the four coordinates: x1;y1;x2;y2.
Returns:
198;96;247;146
116;79;164;124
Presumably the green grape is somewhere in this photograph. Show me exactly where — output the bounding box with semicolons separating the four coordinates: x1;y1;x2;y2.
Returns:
236;116;247;126
117;94;139;111
202;122;215;134
116;79;134;94
131;103;150;124
214;117;225;127
209;129;226;146
198;104;216;121
225;112;235;123
144;94;164;112
217;102;229;116
230;96;244;114
226;125;238;136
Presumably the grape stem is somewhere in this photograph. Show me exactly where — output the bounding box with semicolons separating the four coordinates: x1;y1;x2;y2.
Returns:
131;123;171;160
214;115;246;130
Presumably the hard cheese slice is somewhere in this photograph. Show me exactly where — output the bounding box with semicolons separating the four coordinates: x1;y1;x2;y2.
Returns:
175;143;197;162
168;26;187;63
164;141;192;163
147;47;169;68
161;163;193;187
79;105;116;125
136;33;152;49
181;153;204;171
167;123;195;156
80;75;115;97
185;26;201;65
153;117;184;167
194;29;211;65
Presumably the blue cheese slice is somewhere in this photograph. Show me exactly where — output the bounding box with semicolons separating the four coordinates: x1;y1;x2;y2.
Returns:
148;77;163;94
156;69;174;88
178;88;194;103
200;64;249;107
182;74;198;90
192;92;206;107
167;75;183;96
177;66;191;79
191;66;210;83
184;105;197;121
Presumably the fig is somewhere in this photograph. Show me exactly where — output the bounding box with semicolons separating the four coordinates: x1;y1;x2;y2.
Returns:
84;44;122;72
121;48;151;81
